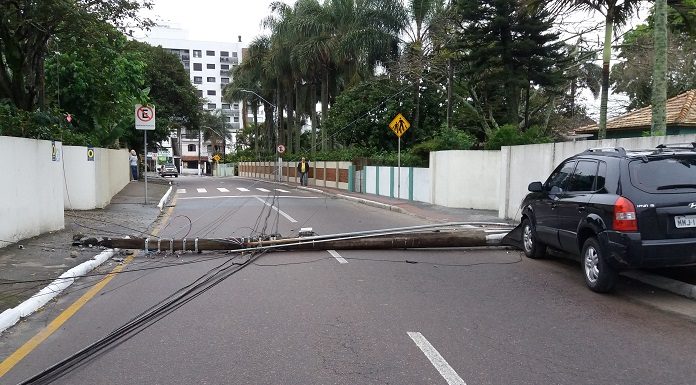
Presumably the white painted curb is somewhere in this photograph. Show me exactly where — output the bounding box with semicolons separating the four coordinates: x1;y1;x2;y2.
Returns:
158;185;173;211
0;249;116;334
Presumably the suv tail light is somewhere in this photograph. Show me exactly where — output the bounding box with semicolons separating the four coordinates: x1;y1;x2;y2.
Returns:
613;196;638;232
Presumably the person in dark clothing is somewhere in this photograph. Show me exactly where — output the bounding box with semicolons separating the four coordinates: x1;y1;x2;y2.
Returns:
297;157;310;186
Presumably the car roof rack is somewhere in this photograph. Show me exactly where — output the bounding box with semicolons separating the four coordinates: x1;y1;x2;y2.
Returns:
581;147;627;156
655;142;696;151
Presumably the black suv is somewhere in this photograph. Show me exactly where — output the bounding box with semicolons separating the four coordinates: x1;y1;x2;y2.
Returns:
520;143;696;292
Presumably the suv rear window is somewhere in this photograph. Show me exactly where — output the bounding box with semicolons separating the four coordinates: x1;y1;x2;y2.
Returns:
629;156;696;192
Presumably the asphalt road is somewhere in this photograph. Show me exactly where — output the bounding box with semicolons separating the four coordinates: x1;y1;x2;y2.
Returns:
2;176;696;385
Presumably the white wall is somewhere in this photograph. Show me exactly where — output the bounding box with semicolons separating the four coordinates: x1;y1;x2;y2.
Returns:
412;168;431;203
430;150;500;210
63;147;129;210
0;137;64;248
498;134;696;219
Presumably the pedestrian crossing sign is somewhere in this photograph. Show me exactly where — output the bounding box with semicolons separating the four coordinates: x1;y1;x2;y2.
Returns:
389;113;410;138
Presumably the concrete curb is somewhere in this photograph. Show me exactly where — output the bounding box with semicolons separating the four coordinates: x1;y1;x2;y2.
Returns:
297;186;405;213
158;185;173;211
621;271;696;300
0;249;116;334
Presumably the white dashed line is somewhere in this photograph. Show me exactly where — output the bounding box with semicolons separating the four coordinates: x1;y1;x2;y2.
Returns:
197;188;207;193
328;250;348;264
176;189;186;194
237;187;250;192
275;188;290;193
407;332;466;385
217;188;229;192
254;197;297;223
256;188;270;192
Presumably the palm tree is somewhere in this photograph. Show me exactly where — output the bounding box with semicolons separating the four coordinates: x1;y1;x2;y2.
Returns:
651;0;668;134
550;0;642;139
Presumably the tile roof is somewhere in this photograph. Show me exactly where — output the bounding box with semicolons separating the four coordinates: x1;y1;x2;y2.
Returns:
575;89;696;133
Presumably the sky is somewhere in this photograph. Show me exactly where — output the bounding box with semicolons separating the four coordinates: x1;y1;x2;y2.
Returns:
137;0;296;43
135;0;653;120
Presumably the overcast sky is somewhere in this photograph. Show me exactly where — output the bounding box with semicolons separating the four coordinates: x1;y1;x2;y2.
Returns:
138;0;295;42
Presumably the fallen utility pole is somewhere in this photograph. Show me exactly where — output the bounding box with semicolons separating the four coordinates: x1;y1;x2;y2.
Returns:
76;224;513;253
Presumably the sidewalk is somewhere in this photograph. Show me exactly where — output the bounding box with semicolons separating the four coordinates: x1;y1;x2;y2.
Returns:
0;177;171;317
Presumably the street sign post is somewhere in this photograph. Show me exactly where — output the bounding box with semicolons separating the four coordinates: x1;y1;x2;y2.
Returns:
135;104;156;204
388;113;410;199
277;144;285;182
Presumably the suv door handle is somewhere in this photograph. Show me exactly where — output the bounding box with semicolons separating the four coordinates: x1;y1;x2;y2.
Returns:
578;205;587;212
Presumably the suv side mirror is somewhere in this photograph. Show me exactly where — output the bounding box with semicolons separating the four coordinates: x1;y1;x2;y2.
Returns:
528;181;544;192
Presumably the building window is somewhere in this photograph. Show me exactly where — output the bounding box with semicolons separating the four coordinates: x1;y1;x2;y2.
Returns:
220;51;229;57
224;116;231;122
207;77;215;82
207;90;216;96
188;144;196;152
233;116;239;122
222;103;230;109
221;77;230;84
193;76;202;84
207;103;216;109
221;64;229;70
206;50;215;56
206;63;215;69
193;63;202;71
233;103;239;109
232;52;238;58
196;90;203;97
193;50;202;58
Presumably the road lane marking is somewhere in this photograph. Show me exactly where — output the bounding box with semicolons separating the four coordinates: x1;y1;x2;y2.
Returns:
407;332;467;385
256;188;270;192
217;188;229;192
275;188;290;193
0;200;176;379
0;255;135;378
237;187;249;192
328;250;348;264
197;188;207;193
176;189;186;194
254;197;297;223
178;195;320;201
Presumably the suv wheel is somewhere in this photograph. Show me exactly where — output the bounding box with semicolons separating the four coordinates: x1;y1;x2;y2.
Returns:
521;218;546;259
582;237;617;293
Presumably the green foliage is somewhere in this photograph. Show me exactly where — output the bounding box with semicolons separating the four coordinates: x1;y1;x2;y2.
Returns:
0;102;93;144
410;126;475;162
45;21;147;148
484;125;553;150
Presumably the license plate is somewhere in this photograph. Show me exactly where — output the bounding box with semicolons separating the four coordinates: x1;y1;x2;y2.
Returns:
675;215;696;228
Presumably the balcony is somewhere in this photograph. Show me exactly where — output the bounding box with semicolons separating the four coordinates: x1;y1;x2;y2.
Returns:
181;55;190;61
220;57;230;63
220;70;230;76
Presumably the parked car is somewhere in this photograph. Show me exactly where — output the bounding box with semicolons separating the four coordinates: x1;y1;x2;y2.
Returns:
159;163;179;177
520;143;696;292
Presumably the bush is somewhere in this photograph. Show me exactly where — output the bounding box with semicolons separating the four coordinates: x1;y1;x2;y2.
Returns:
484;125;552;150
0;102;94;145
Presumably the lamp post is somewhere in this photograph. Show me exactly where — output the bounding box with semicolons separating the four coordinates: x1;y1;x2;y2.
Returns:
240;89;281;182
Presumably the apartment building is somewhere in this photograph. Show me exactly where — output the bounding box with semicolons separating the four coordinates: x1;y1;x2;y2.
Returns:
142;27;246;174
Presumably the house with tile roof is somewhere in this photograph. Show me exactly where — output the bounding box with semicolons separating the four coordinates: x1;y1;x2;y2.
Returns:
574;89;696;139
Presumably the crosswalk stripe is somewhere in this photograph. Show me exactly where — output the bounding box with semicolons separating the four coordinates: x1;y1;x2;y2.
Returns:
197;188;207;193
176;189;186;194
217;188;229;192
256;188;270;192
275;189;290;193
237;187;249;192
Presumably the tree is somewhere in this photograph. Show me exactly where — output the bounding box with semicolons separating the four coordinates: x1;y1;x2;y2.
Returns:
612;8;696;110
453;0;567;130
548;0;642;139
126;41;203;152
652;0;669;134
0;0;152;111
44;20;148;147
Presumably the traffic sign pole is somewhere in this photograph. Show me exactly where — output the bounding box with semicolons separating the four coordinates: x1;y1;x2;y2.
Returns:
144;130;148;205
397;136;401;199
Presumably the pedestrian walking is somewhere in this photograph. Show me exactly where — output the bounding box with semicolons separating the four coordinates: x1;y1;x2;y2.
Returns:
129;149;138;181
297;157;310;186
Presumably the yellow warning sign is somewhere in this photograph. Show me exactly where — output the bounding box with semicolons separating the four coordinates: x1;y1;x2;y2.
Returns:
389;113;410;138
212;154;221;162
